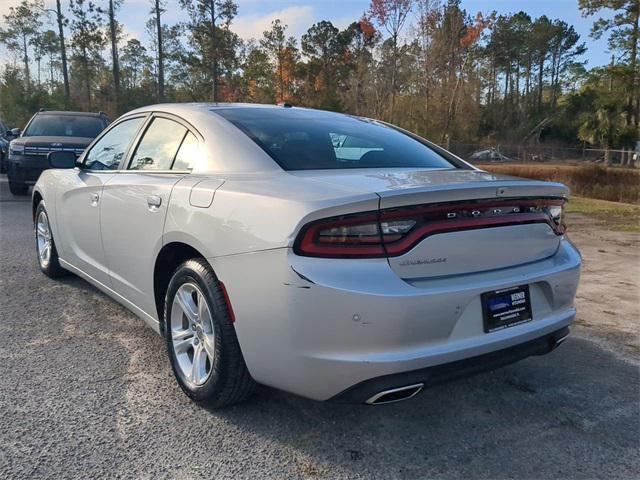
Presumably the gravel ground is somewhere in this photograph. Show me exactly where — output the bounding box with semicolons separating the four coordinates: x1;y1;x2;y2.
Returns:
0;177;638;479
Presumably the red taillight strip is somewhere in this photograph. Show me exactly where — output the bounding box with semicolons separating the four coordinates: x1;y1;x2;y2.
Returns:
294;198;565;259
379;198;563;221
297;211;386;258
383;213;551;256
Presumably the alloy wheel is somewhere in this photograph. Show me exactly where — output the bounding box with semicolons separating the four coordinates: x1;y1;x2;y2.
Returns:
170;282;216;386
36;211;52;268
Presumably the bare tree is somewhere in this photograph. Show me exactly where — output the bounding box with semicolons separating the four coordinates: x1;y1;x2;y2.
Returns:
369;0;413;120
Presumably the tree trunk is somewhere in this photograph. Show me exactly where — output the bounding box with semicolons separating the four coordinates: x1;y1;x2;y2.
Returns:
390;33;398;122
629;0;639;128
108;0;120;114
440;53;470;144
278;51;284;102
49;52;55;92
154;0;164;101
56;0;70;102
81;44;91;109
22;34;30;88
210;1;218;102
537;59;544;111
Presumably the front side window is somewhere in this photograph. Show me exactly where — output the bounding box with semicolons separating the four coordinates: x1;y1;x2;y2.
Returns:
83;117;145;170
25;114;105;138
215;107;456;171
129;118;187;171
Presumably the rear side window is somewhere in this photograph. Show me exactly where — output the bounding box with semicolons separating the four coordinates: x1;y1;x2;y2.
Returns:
129;118;187;171
83;117;145;170
215;107;455;171
172;132;198;170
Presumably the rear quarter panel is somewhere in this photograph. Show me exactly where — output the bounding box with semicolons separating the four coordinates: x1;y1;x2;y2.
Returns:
163;172;380;259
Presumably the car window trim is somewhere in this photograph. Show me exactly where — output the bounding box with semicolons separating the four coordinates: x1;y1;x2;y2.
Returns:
169;131;192;170
79;113;150;172
123;112;201;173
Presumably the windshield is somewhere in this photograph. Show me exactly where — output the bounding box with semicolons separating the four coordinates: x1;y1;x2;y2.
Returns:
24;115;105;138
214;108;455;171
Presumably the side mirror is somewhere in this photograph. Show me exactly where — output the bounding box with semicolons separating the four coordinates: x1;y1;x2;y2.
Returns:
48;151;77;169
9;128;21;137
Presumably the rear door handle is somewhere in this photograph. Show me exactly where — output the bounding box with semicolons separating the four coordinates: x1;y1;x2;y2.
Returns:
147;195;162;210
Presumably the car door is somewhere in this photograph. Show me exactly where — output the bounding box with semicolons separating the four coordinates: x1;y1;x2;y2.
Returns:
55;115;147;286
100;114;200;318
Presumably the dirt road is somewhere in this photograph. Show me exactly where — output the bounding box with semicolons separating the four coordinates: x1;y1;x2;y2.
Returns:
567;213;640;363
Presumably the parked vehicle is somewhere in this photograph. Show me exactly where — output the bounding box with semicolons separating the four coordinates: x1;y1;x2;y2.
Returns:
7;110;109;195
0;118;11;174
33;104;581;407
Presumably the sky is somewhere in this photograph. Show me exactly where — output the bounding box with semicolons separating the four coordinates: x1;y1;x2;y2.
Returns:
0;0;615;69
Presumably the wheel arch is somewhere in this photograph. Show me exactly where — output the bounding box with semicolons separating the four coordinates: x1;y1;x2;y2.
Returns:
32;189;43;222
153;241;211;332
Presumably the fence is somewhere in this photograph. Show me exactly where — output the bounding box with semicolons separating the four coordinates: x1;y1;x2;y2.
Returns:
444;141;638;168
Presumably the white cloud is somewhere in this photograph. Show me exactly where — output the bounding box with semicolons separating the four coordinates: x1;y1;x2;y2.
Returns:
231;5;315;41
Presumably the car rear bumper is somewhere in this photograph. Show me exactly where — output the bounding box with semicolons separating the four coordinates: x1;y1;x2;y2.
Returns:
330;326;570;403
211;238;581;401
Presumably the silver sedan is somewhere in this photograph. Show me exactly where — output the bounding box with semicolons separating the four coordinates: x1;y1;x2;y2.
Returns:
33;103;581;407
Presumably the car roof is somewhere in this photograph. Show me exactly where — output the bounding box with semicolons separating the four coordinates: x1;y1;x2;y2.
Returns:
36;110;106;117
127;102;328;117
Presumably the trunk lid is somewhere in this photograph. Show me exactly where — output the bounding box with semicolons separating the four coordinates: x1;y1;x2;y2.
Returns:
292;168;568;278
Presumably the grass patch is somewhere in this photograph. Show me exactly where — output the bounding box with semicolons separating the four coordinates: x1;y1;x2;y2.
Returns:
566;196;640;232
479;164;640;204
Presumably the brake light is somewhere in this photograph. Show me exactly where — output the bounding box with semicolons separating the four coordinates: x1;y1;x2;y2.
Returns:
296;212;386;258
294;198;566;258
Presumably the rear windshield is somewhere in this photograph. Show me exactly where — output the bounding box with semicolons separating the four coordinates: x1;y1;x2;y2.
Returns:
215;108;455;171
24;115;105;138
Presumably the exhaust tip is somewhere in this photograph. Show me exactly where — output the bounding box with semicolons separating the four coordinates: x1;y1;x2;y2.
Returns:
366;383;424;405
554;332;570;348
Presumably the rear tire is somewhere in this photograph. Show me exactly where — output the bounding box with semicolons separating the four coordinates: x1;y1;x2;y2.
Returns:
164;258;256;408
9;181;28;196
35;201;67;278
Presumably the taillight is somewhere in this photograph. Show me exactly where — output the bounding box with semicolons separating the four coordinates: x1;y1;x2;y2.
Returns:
295;212;386;258
294;198;566;258
547;203;565;234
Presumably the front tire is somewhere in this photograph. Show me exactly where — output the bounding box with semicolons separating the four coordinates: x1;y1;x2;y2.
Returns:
164;258;256;408
35;201;66;278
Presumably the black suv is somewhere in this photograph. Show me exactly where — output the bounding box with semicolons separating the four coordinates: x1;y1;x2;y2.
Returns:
7;110;110;195
0;118;12;173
